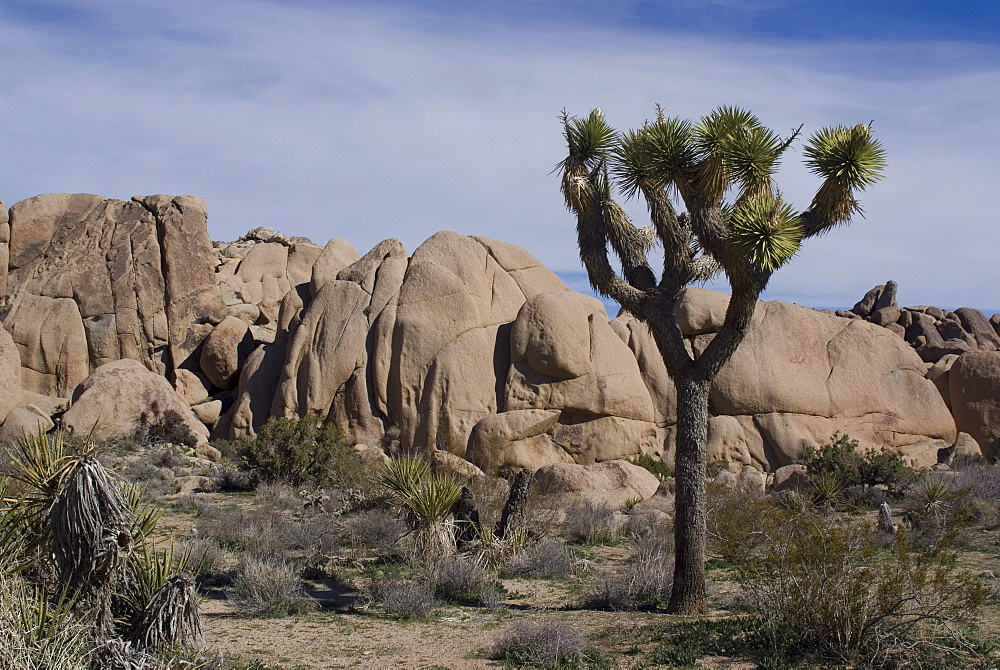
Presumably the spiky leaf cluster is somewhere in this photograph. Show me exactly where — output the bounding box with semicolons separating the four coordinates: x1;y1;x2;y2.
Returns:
379;455;461;522
804;123;886;189
730;195;804;272
560;105;884;295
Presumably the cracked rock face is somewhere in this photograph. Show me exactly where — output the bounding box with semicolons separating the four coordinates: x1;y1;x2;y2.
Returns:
0;194;976;473
4;194;224;396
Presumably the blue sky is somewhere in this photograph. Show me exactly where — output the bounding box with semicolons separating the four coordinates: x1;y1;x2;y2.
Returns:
2;0;998;312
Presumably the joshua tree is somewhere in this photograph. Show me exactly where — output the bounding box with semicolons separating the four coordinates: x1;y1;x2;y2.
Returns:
557;106;885;614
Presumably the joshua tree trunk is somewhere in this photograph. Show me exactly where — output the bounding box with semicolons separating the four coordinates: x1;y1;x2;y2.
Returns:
669;375;711;613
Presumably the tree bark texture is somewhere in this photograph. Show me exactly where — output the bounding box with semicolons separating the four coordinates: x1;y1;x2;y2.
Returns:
668;375;711;614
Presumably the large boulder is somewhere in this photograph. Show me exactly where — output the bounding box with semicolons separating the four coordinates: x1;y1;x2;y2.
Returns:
388;232;568;454
613;289;956;469
948;351;1000;459
0;327;23;425
705;294;953;467
533;460;660;510
199;315;253;389
4;194;225;394
61;359;211;451
132;195;226;368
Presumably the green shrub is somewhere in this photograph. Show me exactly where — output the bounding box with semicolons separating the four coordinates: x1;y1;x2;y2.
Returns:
734;506;986;655
629;453;672;480
236;416;365;488
804;433;912;492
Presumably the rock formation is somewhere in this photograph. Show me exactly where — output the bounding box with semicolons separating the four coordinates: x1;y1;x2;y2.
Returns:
842;281;1000;458
0;194;993;470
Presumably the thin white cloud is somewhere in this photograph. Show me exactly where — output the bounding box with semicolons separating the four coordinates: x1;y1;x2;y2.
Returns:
1;0;997;310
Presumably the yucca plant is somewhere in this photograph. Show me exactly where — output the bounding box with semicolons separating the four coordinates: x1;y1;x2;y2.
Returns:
559;105;885;613
0;430;202;666
810;471;846;506
378;456;462;558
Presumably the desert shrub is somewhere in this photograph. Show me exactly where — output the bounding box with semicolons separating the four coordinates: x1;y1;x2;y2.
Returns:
562;501;617;544
367;578;436;618
629;453;673;480
734;506;987;656
235;416;365;488
707;480;789;565
132;404;198;448
504;537;575;578
902;473;995;547
583;544;672;610
427;556;501;605
213;463;253;492
804;433;912;492
623;511;673;552
181;537;231;580
205;508;300;555
253;481;301;511
489;621;607;669
338;508;407;554
228;556;316;617
953;463;1000;530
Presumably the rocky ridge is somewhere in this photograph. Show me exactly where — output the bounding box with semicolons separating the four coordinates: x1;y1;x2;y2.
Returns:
0;194;996;471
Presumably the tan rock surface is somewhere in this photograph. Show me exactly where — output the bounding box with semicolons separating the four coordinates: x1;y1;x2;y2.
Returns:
949;351;1000;459
309;238;360;297
0;327;23;425
533;460;660;510
0;406;54;443
61;359;210;447
229;343;285;439
200;316;251;389
506;291;654;422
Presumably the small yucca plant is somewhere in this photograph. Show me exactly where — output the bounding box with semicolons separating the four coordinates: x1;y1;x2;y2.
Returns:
810;471;846;506
1;430;202;665
378;456;462;558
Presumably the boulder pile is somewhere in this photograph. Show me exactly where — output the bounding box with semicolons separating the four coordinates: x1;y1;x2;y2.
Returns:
0;193;996;471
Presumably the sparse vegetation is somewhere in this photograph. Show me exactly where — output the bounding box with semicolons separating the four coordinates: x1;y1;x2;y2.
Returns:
489;621;609;669
22;421;991;669
229;556;316;617
235;416;364;488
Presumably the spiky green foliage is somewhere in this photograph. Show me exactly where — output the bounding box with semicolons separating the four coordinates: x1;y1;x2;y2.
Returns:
404;474;462;522
0;430;202;666
378;455;462;558
804;123;886;189
559;109;617;214
730;195;803;271
379;456;431;505
803;123;886;226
